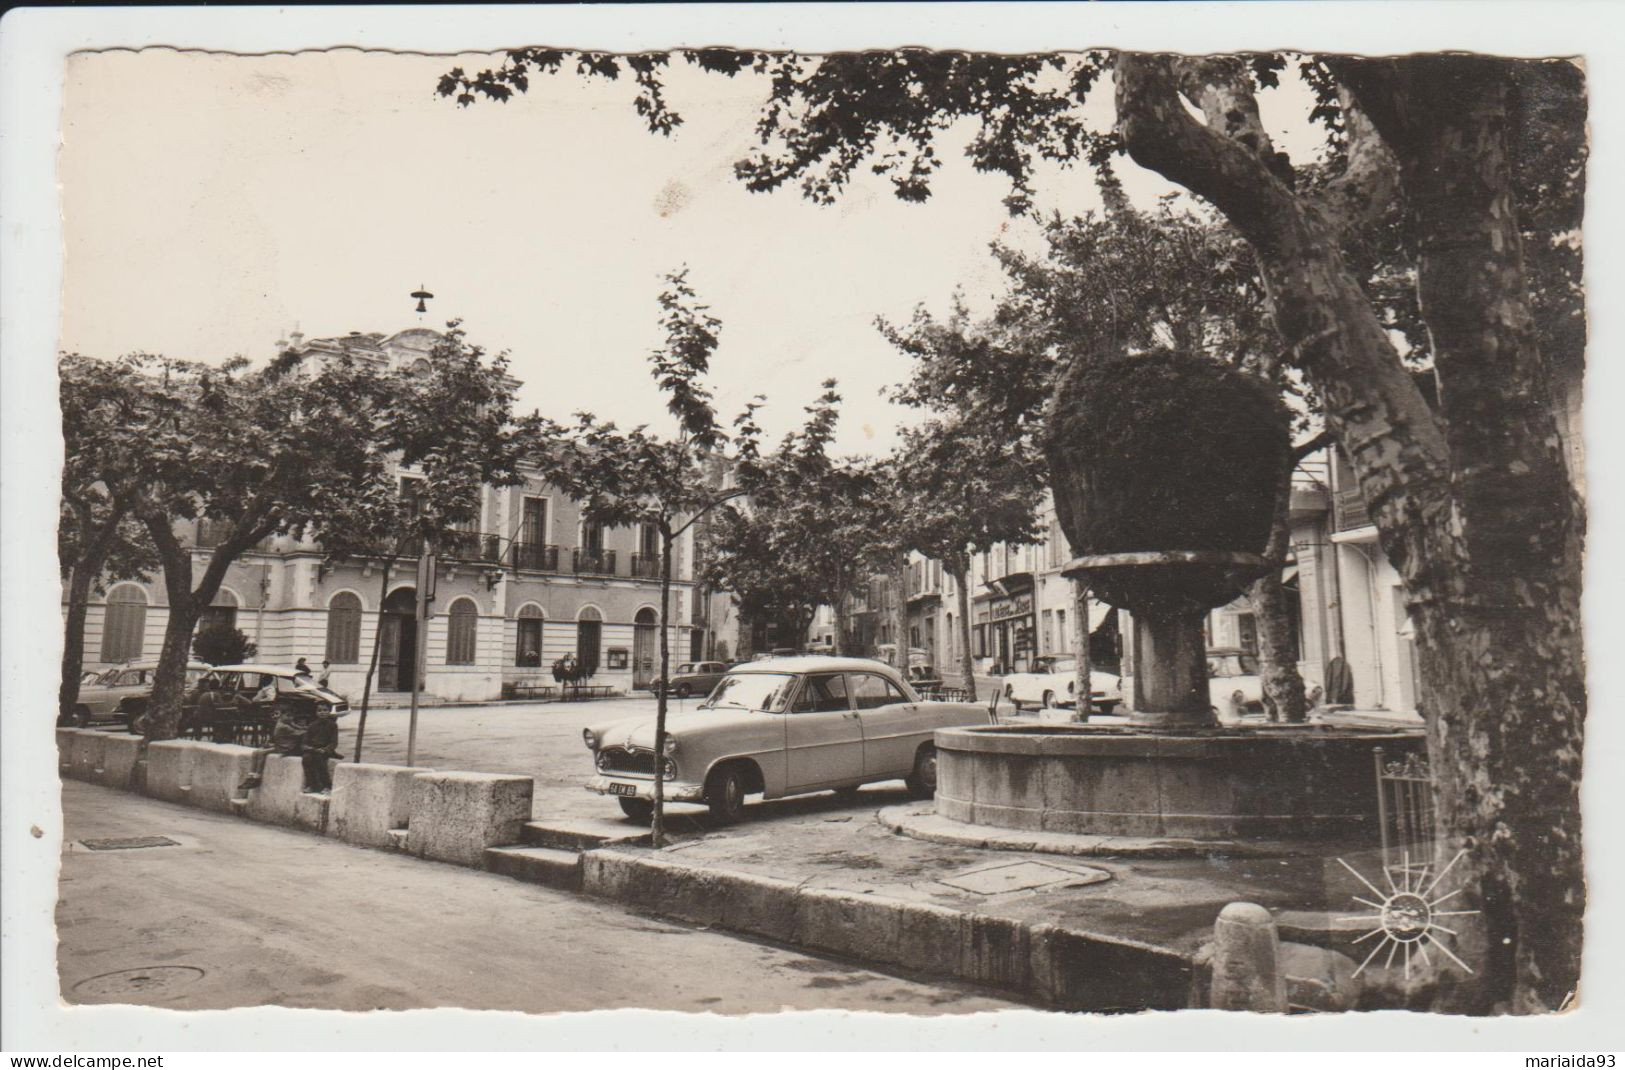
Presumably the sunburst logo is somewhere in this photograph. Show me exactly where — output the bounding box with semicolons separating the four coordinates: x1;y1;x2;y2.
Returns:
1337;849;1479;980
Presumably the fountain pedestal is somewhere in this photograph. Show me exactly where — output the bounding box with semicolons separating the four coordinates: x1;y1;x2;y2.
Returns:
934;552;1424;842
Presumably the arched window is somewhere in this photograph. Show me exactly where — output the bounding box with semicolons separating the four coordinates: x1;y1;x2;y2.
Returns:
516;604;544;668
576;606;603;676
100;584;148;662
447;598;478;665
326;591;363;664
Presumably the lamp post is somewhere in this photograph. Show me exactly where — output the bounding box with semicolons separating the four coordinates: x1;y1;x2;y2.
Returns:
407;546;436;767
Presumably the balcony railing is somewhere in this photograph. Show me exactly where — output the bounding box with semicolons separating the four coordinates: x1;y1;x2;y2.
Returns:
510;542;560;572
629;553;660;579
573;548;618;576
1334;487;1373;532
441;530;502;563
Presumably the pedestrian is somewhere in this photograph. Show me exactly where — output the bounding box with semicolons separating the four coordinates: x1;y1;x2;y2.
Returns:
294;657;312;679
317;659;332;689
301;705;343;794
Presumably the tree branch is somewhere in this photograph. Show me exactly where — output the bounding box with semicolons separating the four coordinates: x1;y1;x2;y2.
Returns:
1308;91;1400;234
1114;54;1298;255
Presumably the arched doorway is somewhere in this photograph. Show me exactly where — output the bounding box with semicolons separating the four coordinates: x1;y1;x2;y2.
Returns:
380;587;417;692
633;607;658;689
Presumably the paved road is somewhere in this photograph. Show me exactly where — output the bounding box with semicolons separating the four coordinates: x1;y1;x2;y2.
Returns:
57;780;1023;1015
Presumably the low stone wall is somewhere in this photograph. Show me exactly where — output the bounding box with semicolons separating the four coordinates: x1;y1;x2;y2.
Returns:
330;763;432;849
56;730;528;870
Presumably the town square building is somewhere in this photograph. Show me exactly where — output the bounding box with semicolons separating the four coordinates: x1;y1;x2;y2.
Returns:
68;328;693;702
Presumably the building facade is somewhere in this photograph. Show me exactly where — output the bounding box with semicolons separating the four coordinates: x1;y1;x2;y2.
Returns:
68;328;692;702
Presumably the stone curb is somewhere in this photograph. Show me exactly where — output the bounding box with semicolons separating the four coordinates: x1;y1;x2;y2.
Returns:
877;803;1303;859
565;845;1194;1011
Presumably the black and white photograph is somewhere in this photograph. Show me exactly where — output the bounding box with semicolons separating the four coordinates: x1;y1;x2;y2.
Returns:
3;1;1622;1056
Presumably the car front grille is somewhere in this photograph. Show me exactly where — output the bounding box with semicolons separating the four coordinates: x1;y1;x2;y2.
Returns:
598;747;657;776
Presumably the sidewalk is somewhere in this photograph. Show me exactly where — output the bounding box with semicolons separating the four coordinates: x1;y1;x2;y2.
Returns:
156;699;1396;1009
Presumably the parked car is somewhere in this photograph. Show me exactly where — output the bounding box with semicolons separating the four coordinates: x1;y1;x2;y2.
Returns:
1002;655;1123;714
582;656;995;824
656;661;730;699
1207;647;1265;719
184;664;349;740
69;661;213;730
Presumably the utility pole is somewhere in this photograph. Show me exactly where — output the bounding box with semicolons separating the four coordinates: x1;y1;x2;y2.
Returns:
407;546;435;766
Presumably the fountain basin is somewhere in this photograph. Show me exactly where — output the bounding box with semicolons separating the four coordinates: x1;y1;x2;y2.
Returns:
935;723;1425;841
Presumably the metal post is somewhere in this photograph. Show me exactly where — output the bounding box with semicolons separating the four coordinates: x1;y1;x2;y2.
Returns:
1373;746;1390;864
406;547;434;768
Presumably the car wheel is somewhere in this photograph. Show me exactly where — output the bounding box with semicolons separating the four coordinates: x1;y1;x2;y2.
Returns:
1041;690;1057;709
72;705;92;727
905;744;939;798
1095;701;1120;716
706;763;749;825
675;683;691;699
618;797;654;823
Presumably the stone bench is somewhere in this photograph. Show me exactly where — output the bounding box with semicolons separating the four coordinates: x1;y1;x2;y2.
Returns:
328;762;433;849
407;771;532;867
241;753;333;833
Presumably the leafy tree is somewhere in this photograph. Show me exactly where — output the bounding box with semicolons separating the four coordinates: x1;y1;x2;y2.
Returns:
133;351;390;740
544;270;751;846
443;48;1587;1010
890;416;1045;698
57;354;164;721
191;625;256;666
307;324;529;762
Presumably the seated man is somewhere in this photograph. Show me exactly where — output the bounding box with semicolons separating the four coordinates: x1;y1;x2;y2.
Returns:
300;705;343;795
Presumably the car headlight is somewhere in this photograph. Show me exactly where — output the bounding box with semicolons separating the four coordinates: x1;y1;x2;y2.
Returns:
1231;690;1245;705
659;756;676;780
583;728;599;751
596;751;613;773
663;735;679;755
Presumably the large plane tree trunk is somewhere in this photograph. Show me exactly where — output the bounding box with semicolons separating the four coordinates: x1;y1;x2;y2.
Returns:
1117;53;1585;1011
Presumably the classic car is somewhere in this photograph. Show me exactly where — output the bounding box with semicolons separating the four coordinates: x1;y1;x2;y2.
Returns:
657;661;730;698
1207;647;1265;719
183;664;350;740
69;660;213;729
1002;655;1123;714
582;656;995;824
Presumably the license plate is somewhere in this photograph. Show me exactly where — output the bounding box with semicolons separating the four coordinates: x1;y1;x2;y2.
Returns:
607;782;638;797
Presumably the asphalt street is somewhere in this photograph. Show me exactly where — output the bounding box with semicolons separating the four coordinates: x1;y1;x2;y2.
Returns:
56;780;1024;1015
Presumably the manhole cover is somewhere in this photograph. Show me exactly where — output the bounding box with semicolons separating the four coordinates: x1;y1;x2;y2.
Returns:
72;966;205;998
80;836;179;851
940;860;1111;895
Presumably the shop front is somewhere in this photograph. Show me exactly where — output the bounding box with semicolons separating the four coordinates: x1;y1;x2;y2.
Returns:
972;590;1037;675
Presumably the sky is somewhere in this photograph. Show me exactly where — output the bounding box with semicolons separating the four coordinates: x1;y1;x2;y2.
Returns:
59;48;1322;456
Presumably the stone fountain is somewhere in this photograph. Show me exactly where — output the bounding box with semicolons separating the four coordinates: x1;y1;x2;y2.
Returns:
933;350;1422;842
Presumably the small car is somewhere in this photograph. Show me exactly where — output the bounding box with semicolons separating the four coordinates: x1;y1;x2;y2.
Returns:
70;660;213;730
186;664;349;740
1002;655;1123;714
657;661;730;699
583;656;995;824
1207;647;1265;718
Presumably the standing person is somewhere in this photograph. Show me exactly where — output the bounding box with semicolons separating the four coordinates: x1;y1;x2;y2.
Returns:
317;659;332;689
300;706;342;794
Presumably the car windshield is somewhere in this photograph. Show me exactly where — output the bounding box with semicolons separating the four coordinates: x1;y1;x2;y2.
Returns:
1048;657;1077;674
1208;654;1261;677
701;672;797;712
